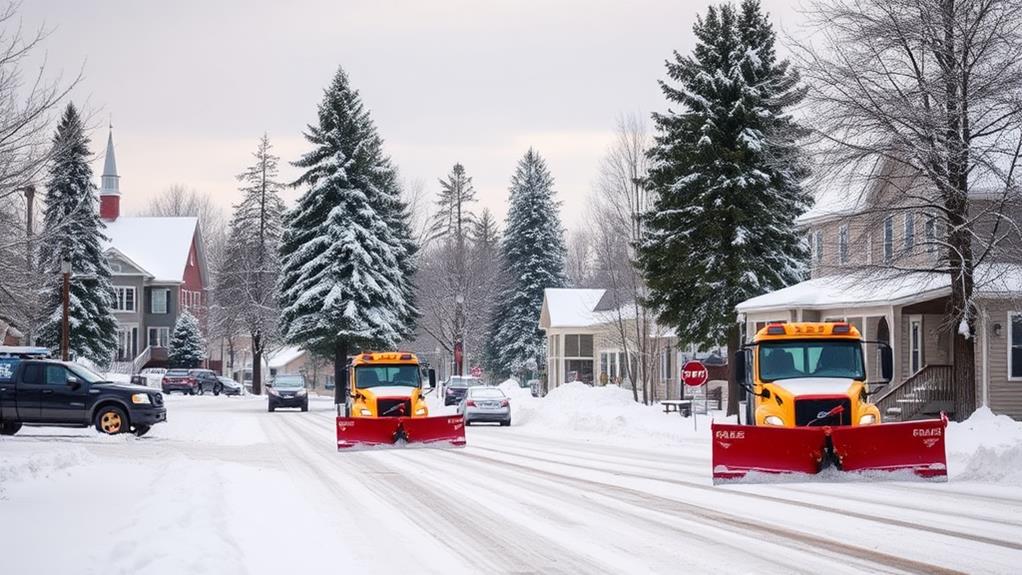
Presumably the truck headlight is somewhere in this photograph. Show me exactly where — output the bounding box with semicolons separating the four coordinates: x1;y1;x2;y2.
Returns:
858;414;877;425
415;407;426;416
359;409;372;416
764;415;785;426
131;393;151;405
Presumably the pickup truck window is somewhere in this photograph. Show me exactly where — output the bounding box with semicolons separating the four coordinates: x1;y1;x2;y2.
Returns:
22;364;41;384
44;365;68;386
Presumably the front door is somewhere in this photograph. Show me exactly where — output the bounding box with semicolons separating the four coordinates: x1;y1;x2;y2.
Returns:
40;364;88;423
909;316;923;374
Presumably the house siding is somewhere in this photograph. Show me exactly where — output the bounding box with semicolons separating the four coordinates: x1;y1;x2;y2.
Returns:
981;298;1022;419
144;285;179;347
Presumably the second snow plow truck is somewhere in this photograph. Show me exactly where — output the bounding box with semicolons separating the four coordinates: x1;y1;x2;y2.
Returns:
712;322;948;483
334;351;466;451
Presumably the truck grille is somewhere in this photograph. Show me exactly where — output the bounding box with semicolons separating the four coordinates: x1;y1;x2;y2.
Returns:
377;398;410;417
795;397;851;426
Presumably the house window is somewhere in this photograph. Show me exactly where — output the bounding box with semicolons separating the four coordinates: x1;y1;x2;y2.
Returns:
115;326;138;361
925;213;937;256
112;287;135;312
600;351;626;384
883;216;894;263
151;289;169;314
909;316;922;374
814;231;823;264
838;225;849;265
1010;313;1022;379
148;327;170;348
904;212;915;252
660;347;672;381
563;334;594;384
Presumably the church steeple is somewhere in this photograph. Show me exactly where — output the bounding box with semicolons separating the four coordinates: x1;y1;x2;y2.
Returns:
100;125;121;221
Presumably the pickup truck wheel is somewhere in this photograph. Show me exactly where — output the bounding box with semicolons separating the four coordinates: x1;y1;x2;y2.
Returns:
213;384;222;396
95;406;128;435
0;422;22;435
133;425;151;437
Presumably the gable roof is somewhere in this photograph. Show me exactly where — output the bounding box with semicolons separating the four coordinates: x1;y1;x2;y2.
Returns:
540;288;606;328
268;346;306;369
102;216;199;283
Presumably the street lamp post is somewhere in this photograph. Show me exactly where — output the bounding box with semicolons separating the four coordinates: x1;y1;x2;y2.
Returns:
454;294;465;377
60;259;71;361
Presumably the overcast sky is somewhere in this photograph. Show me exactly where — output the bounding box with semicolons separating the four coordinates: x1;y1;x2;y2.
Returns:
21;0;805;229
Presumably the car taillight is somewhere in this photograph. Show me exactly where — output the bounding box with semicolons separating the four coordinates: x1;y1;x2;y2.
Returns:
466;400;476;407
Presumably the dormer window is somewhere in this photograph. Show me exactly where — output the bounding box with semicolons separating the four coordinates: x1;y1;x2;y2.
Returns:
883;216;894;263
838;225;849;265
904;212;915;252
814;230;824;264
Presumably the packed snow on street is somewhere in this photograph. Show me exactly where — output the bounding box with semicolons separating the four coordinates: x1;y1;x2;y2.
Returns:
1;381;1020;575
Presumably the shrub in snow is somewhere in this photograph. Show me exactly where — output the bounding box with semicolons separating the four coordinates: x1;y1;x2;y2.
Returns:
169;311;205;368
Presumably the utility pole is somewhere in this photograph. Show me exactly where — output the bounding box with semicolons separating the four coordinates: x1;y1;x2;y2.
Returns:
23;185;35;344
60;259;71;361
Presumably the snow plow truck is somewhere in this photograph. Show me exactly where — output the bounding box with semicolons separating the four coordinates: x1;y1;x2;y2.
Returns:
334;351;466;451
712;322;948;483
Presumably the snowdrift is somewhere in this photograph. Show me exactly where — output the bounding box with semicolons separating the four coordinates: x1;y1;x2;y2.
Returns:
946;407;1022;484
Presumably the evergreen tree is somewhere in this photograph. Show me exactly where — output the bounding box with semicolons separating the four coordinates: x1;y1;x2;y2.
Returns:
219;134;286;394
169;311;205;368
484;149;567;378
278;66;417;377
637;0;810;414
36;104;118;363
430;163;477;243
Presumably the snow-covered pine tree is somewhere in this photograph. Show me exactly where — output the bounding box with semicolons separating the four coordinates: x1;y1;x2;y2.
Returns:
278;66;417;380
637;0;810;414
219;134;287;394
36;104;118;363
484;149;567;378
169;311;205;368
430;163;477;243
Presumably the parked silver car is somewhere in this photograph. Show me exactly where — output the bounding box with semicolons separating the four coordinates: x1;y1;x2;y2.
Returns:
457;386;511;426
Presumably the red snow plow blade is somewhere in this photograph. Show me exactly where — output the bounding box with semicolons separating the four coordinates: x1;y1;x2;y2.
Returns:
336;415;466;451
712;415;948;484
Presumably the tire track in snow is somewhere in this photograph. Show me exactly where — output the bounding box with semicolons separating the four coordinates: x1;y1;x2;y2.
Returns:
453;449;966;575
471;439;1022;546
279;412;614;575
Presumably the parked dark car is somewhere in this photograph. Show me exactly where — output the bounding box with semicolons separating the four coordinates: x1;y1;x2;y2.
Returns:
443;376;480;406
267;374;307;412
189;369;219;395
161;369;199;395
0;356;166;436
215;376;242;396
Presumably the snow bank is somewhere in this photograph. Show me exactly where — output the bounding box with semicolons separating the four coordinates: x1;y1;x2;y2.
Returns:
0;443;92;485
500;381;703;444
947;407;1022;484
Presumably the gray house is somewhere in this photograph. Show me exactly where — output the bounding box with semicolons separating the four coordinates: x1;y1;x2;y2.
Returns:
98;129;209;371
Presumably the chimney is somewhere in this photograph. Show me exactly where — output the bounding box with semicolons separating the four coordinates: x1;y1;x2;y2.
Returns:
100;126;120;221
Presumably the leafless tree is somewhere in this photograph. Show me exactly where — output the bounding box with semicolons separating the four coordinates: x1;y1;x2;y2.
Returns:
565;227;595;287
589;114;669;405
794;0;1022;418
0;2;80;338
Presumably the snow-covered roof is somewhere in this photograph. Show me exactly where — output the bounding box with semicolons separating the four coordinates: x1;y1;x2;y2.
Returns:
541;289;606;328
268;346;306;369
102;217;198;283
737;264;1022;314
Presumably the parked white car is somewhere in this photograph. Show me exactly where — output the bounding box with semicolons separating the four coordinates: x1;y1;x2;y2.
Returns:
457;386;511;426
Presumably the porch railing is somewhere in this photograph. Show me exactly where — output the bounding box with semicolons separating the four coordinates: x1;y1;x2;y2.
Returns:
874;364;954;422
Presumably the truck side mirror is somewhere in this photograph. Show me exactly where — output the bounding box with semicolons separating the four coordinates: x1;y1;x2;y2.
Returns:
67;376;80;390
334;369;348;405
880;346;893;382
733;351;746;383
428;369;437;389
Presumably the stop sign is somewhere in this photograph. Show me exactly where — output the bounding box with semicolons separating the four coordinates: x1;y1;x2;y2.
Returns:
470;366;482;377
681;360;708;387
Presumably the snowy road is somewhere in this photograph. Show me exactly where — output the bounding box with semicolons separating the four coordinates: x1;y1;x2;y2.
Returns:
1;395;1020;574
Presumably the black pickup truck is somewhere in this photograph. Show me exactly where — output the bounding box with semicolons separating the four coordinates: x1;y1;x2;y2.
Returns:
0;354;167;437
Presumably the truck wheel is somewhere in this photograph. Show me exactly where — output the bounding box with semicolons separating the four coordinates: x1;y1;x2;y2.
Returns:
133;425;151;437
95;406;129;435
213;384;222;396
268;404;275;413
301;403;308;412
500;420;511;427
0;422;22;435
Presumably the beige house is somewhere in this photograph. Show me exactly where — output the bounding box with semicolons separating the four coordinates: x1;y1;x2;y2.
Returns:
267;346;334;389
737;161;1022;420
538;288;726;401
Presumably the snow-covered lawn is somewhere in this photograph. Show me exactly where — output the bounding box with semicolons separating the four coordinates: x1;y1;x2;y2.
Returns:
1;387;1020;574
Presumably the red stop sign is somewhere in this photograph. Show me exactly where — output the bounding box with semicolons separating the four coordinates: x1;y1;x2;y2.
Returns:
681;360;708;387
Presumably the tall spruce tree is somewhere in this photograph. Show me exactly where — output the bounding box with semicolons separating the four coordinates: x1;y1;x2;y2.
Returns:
36;104;118;363
278;67;417;385
169;310;205;368
219;134;286;394
637;0;810;415
484;149;567;378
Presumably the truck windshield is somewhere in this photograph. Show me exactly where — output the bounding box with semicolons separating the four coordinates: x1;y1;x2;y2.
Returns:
356;365;420;389
758;340;865;381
